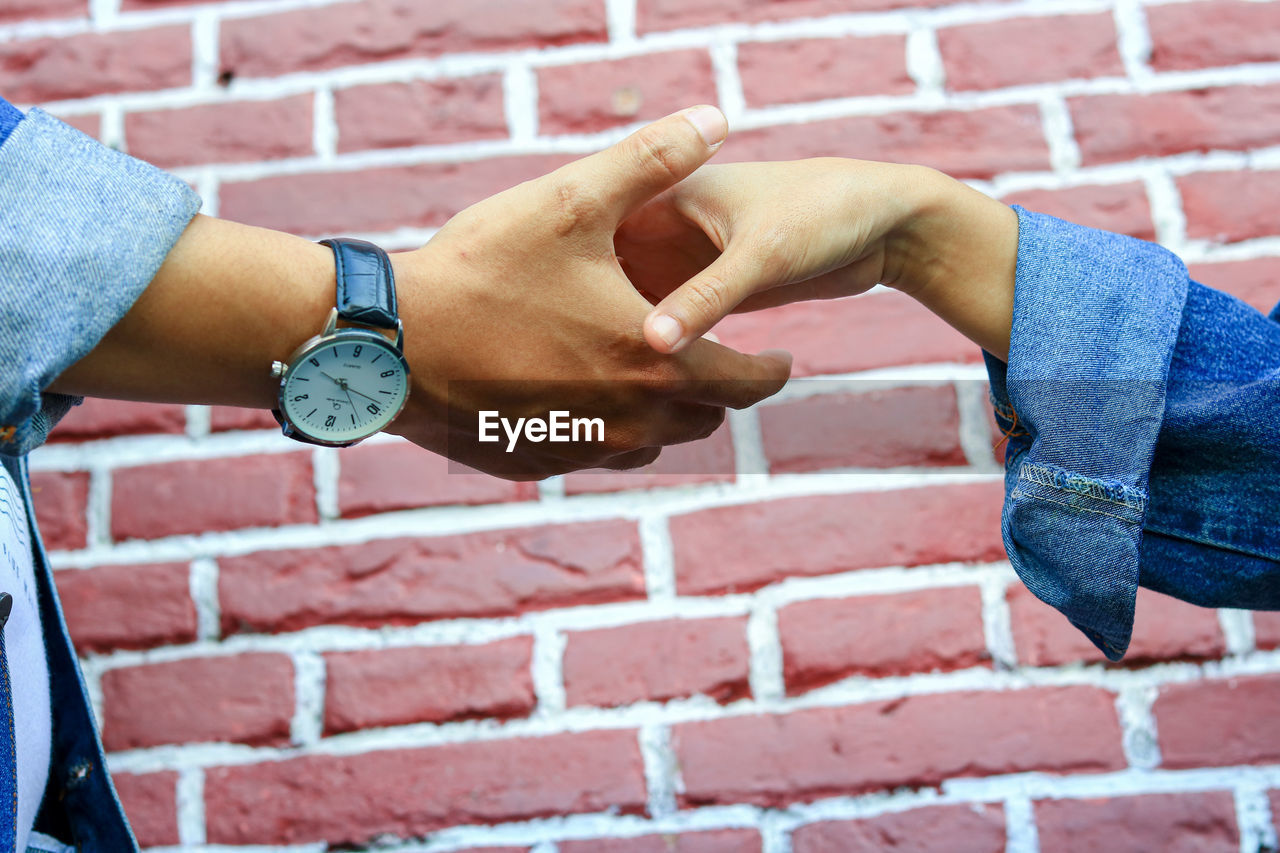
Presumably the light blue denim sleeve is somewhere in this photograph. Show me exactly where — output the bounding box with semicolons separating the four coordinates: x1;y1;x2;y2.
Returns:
0;108;201;455
985;207;1189;661
987;208;1280;661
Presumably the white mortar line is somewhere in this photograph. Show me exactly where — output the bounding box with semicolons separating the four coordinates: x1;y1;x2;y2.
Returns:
289;651;326;746
1003;793;1041;853
1144;168;1187;249
191;9;220;92
638;724;678;818
189;558;221;643
979;573;1018;671
638;514;677;601
1235;785;1279;853
1113;0;1154;84
905;27;945;98
605;0;638;45
1039;94;1082;173
1115;683;1162;770
746;598;785;703
955;377;1001;472
84;464;113;549
709;40;745;122
183;405;210;440
311;446;340;522
531;624;568;716
503;62;539;143
175;766;206;846
312;85;336;159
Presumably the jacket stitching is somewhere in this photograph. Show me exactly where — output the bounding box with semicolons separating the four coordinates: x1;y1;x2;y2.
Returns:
1020;463;1146;511
1013;488;1141;524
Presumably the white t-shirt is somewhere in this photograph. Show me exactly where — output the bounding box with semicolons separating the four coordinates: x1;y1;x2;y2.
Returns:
0;463;51;851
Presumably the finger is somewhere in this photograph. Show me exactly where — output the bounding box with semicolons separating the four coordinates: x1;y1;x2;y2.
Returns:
643;244;775;354
674;340;792;408
563;105;728;227
603;446;663;471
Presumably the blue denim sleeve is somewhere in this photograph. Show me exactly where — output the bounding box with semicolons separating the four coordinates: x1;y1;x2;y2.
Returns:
0;109;202;455
986;208;1280;660
0;97;22;147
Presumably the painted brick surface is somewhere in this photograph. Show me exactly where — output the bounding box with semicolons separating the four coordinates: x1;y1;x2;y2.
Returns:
203;730;646;845
218;520;644;633
938;14;1123;91
672;686;1125;807
1035;792;1240;853
670;482;1005;595
738;36;912;107
17;0;1280;848
791;803;1005;852
100;653;295;749
562;616;751;707
779;587;989;692
111;452;317;540
322;638;536;733
54;562;197;653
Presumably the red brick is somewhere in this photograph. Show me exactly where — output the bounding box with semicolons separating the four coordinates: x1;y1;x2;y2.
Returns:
1255;611;1280;649
0;0;86;23
101;653;294;750
1154;673;1280;768
1071;84;1280;166
219;520;643;634
29;471;89;551
562;424;734;495
672;686;1124;807
1035;792;1239;853
1187;257;1280;316
219;153;572;235
759;385;965;473
111;452;316;541
49;398;186;442
714;290;982;378
336;76;507;153
1149;0;1280;72
939;14;1122;91
538;50;716;135
560;830;762;853
1002;182;1156;242
1008;583;1226;667
0;26;191;103
1180;169;1280;244
725;105;1049;179
637;0;993;33
323;637;535;734
780;587;988;693
125;96;313;169
204;730;645;845
670;482;1004;595
122;0;211;7
210;406;279;432
57;113;100;139
563;616;750;708
220;0;607;79
738;36;912;107
112;771;180;848
338;441;533;517
54;562;197;654
792;803;1005;853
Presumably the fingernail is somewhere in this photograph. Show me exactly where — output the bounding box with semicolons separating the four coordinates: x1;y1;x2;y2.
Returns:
650;313;685;350
684;105;727;148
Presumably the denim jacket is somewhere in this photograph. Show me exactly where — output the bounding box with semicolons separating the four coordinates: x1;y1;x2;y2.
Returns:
988;208;1280;660
1;101;200;850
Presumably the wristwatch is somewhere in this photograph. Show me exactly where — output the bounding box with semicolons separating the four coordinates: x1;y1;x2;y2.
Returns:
270;238;411;447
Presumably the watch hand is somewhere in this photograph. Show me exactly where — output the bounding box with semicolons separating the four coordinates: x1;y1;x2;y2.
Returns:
320;371;344;387
344;385;381;405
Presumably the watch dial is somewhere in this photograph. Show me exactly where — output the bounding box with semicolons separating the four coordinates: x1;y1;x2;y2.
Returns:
280;336;409;444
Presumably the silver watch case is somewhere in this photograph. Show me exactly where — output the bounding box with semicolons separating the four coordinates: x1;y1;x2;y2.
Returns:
270;308;410;448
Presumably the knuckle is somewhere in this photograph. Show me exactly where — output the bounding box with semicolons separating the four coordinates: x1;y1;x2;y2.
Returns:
548;178;602;237
681;273;728;323
631;126;686;186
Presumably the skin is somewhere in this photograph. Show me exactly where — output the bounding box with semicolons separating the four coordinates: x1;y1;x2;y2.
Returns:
49;107;792;480
620;159;1019;362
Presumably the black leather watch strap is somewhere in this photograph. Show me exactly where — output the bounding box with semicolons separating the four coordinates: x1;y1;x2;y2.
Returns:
320;237;398;330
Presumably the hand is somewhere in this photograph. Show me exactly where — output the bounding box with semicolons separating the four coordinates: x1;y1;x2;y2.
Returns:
617;159;1018;360
385;107;793;480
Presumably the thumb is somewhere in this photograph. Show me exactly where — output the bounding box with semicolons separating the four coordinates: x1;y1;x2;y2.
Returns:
643;245;769;354
568;105;728;226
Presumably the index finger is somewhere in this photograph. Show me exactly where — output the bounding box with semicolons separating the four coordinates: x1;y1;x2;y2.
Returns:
672;338;793;408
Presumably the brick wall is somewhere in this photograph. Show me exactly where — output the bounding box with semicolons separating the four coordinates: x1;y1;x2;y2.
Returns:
9;0;1280;850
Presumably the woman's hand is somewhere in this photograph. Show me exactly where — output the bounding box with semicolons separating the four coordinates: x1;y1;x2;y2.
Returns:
618;158;1019;361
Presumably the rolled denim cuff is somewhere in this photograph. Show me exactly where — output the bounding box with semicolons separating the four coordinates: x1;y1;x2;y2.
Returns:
0;109;201;455
986;207;1189;660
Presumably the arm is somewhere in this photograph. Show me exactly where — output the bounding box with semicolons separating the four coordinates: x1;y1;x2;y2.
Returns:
42;107;792;479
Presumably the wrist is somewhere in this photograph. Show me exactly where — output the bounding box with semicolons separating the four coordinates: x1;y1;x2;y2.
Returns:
882;167;1018;360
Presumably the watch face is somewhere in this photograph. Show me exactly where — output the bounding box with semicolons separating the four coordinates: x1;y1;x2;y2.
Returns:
279;332;410;445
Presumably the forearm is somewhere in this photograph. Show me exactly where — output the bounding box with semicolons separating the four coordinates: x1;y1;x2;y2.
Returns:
886;168;1018;362
48;214;335;409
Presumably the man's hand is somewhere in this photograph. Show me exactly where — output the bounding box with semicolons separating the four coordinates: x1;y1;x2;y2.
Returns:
618;159;1018;361
386;107;793;479
50;107;790;480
